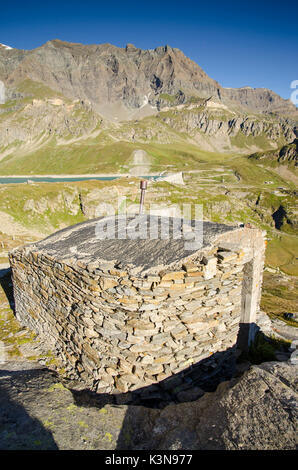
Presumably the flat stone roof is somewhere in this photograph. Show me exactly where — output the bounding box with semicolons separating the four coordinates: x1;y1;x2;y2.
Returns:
27;215;238;272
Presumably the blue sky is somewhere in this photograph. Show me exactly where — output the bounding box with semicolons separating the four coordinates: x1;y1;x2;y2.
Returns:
1;0;297;101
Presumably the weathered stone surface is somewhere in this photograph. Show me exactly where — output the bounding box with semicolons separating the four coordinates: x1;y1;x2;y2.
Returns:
160;271;186;281
217;251;238;263
202;256;217;280
100;277;118;290
12;215;239;271
185;271;204;278
182;262;200;273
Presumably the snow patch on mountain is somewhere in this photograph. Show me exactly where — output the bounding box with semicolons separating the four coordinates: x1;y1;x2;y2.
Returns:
0;80;5;104
0;43;13;50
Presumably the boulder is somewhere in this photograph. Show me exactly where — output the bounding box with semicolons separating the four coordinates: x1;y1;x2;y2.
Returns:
118;361;298;450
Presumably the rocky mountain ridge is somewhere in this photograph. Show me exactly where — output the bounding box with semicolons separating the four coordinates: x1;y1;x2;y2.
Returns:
0;81;295;159
0;39;297;120
249;138;298;166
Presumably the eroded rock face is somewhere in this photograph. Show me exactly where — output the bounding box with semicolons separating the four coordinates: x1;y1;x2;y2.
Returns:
249;138;298;166
158;110;296;148
0;41;296;158
278;139;298;163
0;41;220;115
222;87;297;116
0;97;100;146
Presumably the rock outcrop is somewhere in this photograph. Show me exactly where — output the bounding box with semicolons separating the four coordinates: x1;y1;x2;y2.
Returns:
249;138;298;166
119;361;298;450
222;86;297;116
156;107;296;149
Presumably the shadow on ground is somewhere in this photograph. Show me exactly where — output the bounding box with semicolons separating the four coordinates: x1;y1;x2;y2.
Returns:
2;270;289;449
67;323;264;449
0;367;58;450
0;268;58;449
0;268;14;310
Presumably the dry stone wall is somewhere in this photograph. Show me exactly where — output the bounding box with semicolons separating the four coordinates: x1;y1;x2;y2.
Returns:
9;217;266;403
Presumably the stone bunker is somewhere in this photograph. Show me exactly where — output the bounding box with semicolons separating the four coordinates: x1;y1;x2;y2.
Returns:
9;215;266;402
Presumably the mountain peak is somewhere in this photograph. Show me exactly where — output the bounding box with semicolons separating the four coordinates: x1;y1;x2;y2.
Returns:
125;43;139;51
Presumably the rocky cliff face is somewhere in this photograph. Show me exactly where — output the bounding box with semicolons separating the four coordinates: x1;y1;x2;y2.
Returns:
0;40;297;119
221;86;297;116
111;102;296;153
0;41;220;117
158;106;296;148
278;139;298;164
0;91;100;147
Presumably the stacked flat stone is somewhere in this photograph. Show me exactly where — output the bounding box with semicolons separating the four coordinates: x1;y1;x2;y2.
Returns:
9;215;266;401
